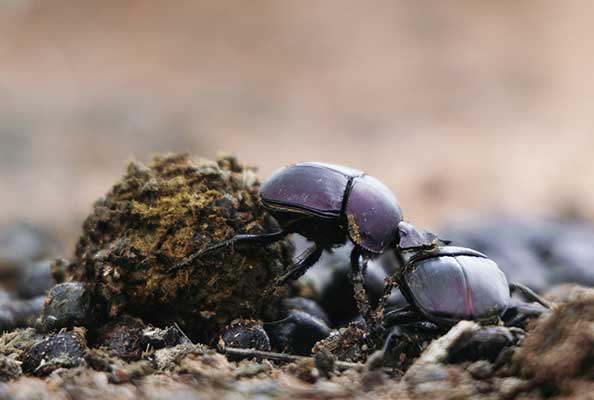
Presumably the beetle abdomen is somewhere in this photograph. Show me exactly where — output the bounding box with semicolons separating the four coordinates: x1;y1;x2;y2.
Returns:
261;163;357;218
404;248;510;323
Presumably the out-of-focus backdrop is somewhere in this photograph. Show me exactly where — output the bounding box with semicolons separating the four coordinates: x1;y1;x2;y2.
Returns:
1;1;594;245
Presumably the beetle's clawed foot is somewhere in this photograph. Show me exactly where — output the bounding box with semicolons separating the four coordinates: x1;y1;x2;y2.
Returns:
502;299;549;328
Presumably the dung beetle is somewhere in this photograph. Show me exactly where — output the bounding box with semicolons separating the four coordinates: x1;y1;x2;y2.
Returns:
384;222;551;329
175;162;403;278
173;162;405;324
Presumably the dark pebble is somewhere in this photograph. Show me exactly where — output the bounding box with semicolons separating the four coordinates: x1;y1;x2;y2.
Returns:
17;260;54;299
21;330;87;375
0;221;59;277
38;282;94;332
0;297;45;331
447;326;519;363
94;315;146;362
265;309;331;355
220;321;271;361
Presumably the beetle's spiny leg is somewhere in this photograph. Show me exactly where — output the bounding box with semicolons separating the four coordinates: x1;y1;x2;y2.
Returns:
276;245;324;285
382;305;419;327
350;248;384;346
374;274;399;322
169;230;288;272
349;249;370;317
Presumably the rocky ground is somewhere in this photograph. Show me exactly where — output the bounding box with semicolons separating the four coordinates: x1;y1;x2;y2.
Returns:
1;154;593;399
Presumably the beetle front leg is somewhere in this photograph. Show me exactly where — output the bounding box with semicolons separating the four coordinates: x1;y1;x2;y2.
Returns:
383;304;420;326
349;247;382;342
170;230;289;272
276;245;324;285
502;300;549;328
374;273;399;323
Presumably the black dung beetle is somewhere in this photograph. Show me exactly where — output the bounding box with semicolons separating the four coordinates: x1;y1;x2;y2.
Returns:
384;223;551;329
175;162;403;282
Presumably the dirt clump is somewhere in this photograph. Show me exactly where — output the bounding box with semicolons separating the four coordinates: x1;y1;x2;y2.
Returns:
515;288;594;396
313;322;369;363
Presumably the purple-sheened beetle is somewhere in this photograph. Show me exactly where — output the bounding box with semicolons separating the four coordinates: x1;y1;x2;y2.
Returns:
258;162;404;283
385;223;551;329
174;162;404;298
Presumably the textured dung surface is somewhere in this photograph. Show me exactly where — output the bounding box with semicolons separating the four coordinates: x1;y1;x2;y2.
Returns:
65;154;293;338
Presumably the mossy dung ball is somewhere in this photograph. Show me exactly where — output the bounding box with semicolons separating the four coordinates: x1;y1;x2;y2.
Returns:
66;154;293;339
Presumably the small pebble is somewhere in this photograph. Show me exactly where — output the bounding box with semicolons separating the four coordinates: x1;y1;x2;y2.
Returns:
448;326;518;363
17;260;54;299
0;222;58;277
0;297;45;331
38;282;93;332
265;309;330;355
94;315;146;362
220;321;271;360
21;330;87;375
467;360;494;380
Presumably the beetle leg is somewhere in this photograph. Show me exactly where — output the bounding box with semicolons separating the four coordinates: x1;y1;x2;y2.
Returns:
374;274;399;323
276;245;324;285
350;247;383;340
502;299;549;328
170;230;289;272
349;248;370;316
509;282;551;309
383;305;421;326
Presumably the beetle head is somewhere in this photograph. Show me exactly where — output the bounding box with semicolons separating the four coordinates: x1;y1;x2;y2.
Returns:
397;221;444;250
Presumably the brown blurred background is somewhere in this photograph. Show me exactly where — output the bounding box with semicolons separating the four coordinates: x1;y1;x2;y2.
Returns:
1;1;593;247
